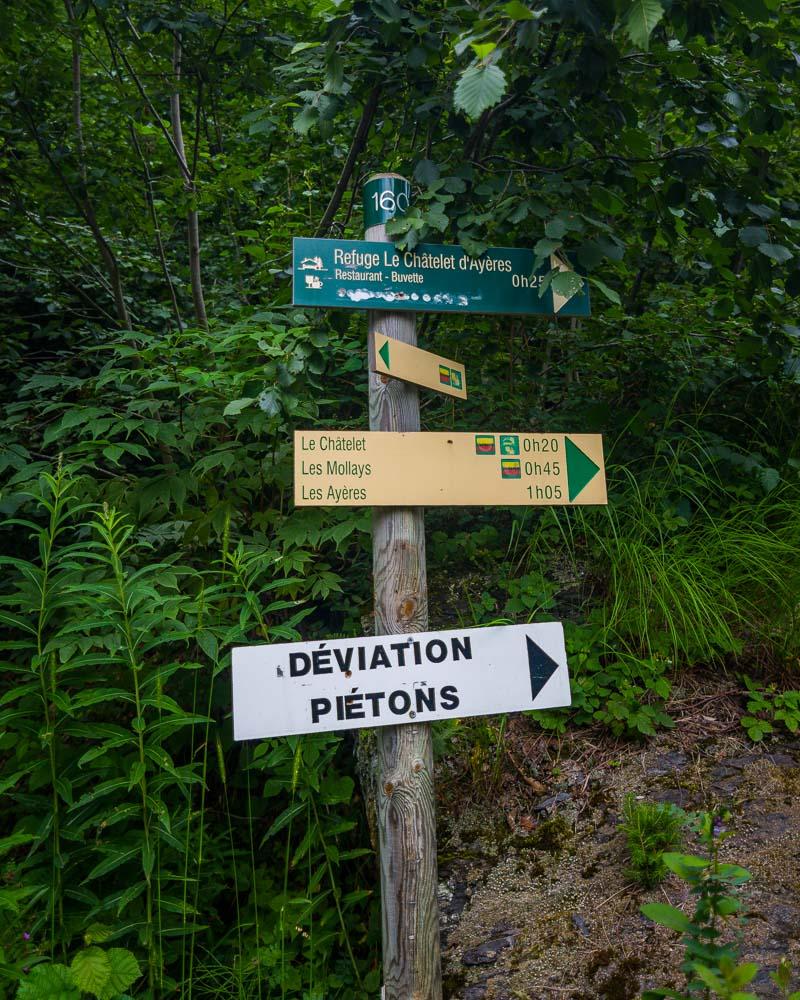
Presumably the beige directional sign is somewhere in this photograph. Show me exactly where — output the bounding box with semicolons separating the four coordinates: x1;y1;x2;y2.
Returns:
294;431;606;507
372;332;467;400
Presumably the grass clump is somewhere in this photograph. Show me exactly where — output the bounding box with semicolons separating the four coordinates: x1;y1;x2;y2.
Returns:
621;795;685;887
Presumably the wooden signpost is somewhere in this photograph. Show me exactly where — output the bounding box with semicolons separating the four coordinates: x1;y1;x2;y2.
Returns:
362;173;442;1000
233;172;608;1000
372;332;467;399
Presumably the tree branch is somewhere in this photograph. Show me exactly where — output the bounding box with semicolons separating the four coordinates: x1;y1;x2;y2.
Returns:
315;84;381;236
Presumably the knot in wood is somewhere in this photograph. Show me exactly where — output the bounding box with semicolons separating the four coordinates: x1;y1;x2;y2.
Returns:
398;597;416;620
383;781;394;796
412;759;424;774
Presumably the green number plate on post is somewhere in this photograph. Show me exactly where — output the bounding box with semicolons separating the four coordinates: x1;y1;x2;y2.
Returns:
363;176;411;228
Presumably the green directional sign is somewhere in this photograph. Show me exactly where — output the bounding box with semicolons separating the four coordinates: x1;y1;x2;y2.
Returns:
292;237;590;317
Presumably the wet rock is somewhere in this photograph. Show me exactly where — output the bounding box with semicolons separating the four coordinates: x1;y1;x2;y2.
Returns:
572;913;591;938
463;979;489;999
650;751;688;776
742;811;792;845
653;787;693;808
462;930;519;966
534;792;572;813
717;754;762;771
757;903;800;938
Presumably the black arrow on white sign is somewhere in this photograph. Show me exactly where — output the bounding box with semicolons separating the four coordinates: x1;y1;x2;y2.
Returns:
526;637;560;702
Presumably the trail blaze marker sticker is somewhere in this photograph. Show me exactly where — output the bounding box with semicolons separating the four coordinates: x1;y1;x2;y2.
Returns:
232;622;570;740
372;333;467;399
292;237;590;317
294;431;606;507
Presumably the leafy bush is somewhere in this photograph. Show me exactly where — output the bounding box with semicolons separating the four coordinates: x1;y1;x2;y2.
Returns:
17;946;140;1000
0;465;378;998
740;675;800;742
532;622;674;738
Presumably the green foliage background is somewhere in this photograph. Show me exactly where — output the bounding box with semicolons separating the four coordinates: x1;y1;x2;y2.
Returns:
1;0;799;996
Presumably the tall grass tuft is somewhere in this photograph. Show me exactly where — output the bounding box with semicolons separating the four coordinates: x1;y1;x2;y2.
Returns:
562;426;800;666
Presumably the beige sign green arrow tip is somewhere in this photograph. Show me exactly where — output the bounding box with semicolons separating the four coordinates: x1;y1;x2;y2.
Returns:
372;332;467;399
565;437;600;501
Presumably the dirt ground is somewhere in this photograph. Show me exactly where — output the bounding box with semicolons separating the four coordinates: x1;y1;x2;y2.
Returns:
435;673;800;999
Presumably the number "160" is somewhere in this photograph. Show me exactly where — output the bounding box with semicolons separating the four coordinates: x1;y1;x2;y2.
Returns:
370;189;410;214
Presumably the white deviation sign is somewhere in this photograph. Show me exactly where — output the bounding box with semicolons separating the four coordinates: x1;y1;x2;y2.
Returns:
232;622;570;740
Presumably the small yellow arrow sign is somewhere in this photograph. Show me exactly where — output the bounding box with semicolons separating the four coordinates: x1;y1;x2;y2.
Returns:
372;333;467;400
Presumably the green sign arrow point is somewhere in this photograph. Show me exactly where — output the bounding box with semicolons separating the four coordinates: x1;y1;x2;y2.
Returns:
565;437;599;501
378;339;390;369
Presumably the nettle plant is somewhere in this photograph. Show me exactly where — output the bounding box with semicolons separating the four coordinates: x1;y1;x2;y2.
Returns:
641;812;799;999
17;942;140;1000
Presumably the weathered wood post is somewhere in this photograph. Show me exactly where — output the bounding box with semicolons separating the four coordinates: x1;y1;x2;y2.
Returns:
364;173;442;1000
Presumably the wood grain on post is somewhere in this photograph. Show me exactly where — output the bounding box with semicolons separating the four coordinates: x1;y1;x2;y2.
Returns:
365;173;442;1000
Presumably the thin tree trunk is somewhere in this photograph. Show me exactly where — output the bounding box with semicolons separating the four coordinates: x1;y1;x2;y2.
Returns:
170;33;208;330
63;0;131;328
129;124;184;332
315;85;381;236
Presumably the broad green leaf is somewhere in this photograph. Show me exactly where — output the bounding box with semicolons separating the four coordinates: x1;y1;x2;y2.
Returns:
534;237;562;259
729;963;758;987
589;276;622;305
469;42;496;59
502;0;534;18
85;846;141;881
320;774;354;805
691;964;725;991
222;397;255;417
454;64;507;119
758;243;793;263
717;863;751;884
623;0;665;50
0;832;36;857
640;902;692;931
413;159;440;185
551;270;584;299
324;54;344;94
739;226;769;247
293;106;317;135
83;924;115;945
662;852;710;872
98;950;141;1000
263;800;306;842
545;217;568;239
71;948;112;998
17;964;80;1000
